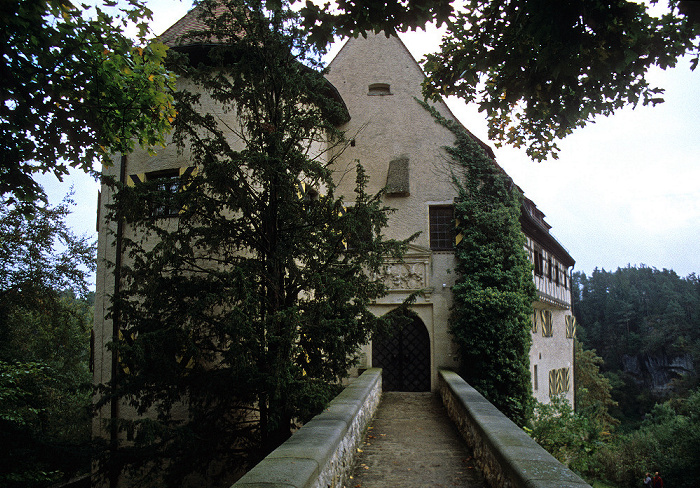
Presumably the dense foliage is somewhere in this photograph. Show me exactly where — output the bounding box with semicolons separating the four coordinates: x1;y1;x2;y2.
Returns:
573;266;700;424
298;0;700;161
535;385;700;488
528;341;700;488
574;341;619;437
98;1;410;485
420;101;536;426
528;394;596;474
1;0;176;205
528;343;616;478
0;197;96;487
422;0;700;160
597;389;700;488
530;265;700;487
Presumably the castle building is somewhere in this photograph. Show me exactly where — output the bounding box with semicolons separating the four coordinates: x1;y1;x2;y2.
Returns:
323;33;576;404
92;11;576;444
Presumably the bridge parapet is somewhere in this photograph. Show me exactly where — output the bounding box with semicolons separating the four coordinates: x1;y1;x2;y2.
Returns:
231;368;381;488
439;369;592;488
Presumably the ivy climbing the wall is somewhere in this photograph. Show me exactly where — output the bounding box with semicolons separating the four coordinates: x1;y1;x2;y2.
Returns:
420;100;537;426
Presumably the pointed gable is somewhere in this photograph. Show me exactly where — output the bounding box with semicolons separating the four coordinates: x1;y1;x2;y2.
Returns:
328;34;428;99
325;33;495;202
327;34;495;160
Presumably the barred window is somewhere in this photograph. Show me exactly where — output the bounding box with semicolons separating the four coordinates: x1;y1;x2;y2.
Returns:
128;167;195;218
147;169;181;218
429;205;454;251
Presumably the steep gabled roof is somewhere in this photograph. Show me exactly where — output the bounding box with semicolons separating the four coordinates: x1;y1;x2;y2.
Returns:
159;3;211;47
521;197;575;267
157;4;350;124
159;3;236;47
329;33;573;267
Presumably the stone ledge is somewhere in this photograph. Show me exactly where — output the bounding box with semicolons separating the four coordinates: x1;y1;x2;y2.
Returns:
438;369;591;488
267;420;348;468
232;368;382;488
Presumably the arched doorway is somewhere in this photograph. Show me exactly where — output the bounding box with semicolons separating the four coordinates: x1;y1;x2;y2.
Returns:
372;309;430;391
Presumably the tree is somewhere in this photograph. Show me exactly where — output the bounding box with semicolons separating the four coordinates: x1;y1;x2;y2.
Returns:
0;197;95;303
419;101;536;426
300;0;700;161
1;0;176;205
592;388;700;488
98;1;410;485
527;345;622;483
528;395;593;473
573;266;700;425
574;341;619;437
299;0;454;45
635;389;700;488
0;196;96;487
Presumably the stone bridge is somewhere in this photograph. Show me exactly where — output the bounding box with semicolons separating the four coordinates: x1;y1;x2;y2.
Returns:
231;369;592;488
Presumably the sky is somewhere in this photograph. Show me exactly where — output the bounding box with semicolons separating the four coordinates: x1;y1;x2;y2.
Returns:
40;1;700;280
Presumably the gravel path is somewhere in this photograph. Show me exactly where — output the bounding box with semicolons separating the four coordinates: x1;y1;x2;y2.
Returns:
347;392;487;488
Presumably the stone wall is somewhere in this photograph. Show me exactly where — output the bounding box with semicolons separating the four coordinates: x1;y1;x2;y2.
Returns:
231;368;381;488
438;370;591;488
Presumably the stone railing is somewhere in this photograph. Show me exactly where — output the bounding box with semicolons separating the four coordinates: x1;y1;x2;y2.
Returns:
231;368;382;488
438;369;592;488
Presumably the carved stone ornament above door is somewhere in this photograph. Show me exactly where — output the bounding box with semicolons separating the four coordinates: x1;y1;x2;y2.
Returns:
374;244;432;298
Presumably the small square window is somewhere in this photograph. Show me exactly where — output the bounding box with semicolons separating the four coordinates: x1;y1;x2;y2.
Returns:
429;205;454;251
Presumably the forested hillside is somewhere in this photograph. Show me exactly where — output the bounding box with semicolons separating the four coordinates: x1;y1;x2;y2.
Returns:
573;266;699;425
527;266;700;487
0;199;95;487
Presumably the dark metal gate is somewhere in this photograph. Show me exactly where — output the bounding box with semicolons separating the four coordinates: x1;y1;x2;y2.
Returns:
372;313;430;391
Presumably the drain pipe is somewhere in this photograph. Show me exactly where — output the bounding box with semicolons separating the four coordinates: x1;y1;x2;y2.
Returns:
110;154;127;488
570;265;576;414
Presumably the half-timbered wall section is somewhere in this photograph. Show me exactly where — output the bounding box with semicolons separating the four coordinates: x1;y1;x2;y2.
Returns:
525;235;572;308
517;197;576;405
520;197;575;308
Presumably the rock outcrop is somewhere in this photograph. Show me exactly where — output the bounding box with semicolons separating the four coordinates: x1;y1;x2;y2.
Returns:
621;352;695;394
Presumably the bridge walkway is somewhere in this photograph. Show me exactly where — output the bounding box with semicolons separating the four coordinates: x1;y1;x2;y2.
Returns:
347;391;488;488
